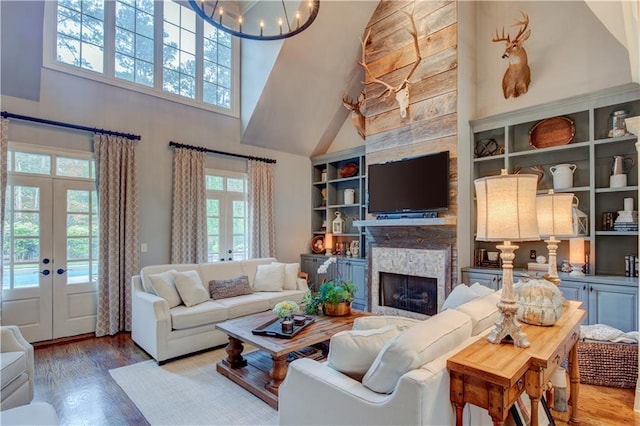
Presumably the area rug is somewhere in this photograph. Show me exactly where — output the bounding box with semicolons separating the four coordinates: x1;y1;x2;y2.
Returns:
109;348;277;425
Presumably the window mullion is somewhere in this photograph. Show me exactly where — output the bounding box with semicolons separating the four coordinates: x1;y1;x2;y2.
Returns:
195;16;204;103
103;0;116;78
154;0;164;91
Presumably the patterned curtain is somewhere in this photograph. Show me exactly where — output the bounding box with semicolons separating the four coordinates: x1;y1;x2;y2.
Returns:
247;160;275;258
94;134;139;336
0;119;8;308
171;148;207;263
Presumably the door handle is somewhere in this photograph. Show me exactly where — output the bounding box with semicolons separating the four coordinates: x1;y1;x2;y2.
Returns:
38;269;50;276
42;258;51;264
57;268;69;275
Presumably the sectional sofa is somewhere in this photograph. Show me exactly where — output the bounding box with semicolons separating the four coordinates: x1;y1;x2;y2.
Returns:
131;257;308;363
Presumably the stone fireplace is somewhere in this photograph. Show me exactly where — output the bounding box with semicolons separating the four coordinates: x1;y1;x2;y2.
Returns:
371;247;448;319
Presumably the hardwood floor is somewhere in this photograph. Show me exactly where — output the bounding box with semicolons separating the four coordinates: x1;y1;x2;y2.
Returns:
32;334;640;425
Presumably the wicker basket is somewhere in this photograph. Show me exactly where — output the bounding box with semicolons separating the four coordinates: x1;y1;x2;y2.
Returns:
577;340;638;389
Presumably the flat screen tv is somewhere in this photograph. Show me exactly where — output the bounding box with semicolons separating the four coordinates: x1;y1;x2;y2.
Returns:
367;151;449;215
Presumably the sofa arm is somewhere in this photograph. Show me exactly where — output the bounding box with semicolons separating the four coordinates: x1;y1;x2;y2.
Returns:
131;275;171;361
1;326;34;402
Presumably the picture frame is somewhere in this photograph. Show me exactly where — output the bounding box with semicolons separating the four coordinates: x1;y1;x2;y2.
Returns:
509;395;555;426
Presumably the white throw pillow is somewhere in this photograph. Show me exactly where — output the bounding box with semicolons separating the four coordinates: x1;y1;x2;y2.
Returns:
454;292;501;336
441;284;480;310
253;263;285;292
352;316;421;331
362;309;472;394
470;282;495;296
328;325;404;381
173;270;210;307
272;262;300;290
147;270;182;308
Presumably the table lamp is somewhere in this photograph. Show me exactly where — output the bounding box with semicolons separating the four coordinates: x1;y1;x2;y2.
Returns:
474;170;540;348
569;237;585;276
324;233;334;256
536;190;575;285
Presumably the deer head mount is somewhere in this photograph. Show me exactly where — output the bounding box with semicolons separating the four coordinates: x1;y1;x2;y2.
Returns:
342;93;366;139
492;12;531;99
359;9;422;119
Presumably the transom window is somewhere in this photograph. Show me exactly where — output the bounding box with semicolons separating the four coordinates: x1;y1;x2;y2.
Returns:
45;0;238;115
205;170;247;262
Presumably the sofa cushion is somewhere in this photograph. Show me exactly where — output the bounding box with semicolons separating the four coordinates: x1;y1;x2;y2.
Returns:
362;309;473;394
240;258;278;287
140;264;200;293
0;352;26;389
0;402;59;425
253;263;285;292
147;270;182;308
454;292;501;336
214;294;270;318
173;270;210;307
442;284;480;310
272;262;300;290
328;325;404;381
170;301;228;330
352;316;421;331
470;282;495;296
253;290;307;308
199;262;245;284
209;275;253;299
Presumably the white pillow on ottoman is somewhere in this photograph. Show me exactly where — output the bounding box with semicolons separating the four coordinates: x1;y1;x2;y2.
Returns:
147;269;182;308
173;270;210;307
362;309;472;394
328;325;404;381
253;263;285;291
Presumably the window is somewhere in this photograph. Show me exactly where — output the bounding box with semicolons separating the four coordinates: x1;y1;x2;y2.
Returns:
205;170;247;262
45;1;238;115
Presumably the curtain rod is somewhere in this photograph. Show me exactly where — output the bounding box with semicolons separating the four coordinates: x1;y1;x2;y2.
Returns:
169;141;276;164
0;111;141;141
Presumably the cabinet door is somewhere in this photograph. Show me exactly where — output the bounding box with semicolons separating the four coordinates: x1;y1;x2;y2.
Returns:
558;280;588;306
349;259;367;311
587;283;638;332
300;255;322;291
462;271;502;290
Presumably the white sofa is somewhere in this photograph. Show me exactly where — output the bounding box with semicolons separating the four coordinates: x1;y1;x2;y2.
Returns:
0;326;34;411
131;257;308;363
279;285;501;426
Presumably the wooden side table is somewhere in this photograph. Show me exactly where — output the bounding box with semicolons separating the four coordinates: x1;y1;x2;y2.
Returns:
447;300;585;426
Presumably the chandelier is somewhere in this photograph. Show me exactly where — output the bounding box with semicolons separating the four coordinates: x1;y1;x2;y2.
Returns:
188;1;320;41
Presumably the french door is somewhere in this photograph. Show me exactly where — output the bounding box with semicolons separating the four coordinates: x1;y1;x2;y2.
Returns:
2;171;98;342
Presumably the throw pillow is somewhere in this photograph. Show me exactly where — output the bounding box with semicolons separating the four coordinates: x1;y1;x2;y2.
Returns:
253;263;285;292
441;284;480;310
272;262;300;290
454;292;501;336
470;282;495;296
173;270;210;307
147;270;182;308
362;309;472;394
352;316;421;331
209;275;253;299
328;325;403;381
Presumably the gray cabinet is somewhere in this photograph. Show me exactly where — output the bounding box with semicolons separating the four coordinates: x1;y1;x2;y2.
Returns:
461;268;503;291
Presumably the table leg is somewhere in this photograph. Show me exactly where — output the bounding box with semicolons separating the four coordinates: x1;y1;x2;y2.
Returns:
224;336;247;368
530;396;540;426
568;343;581;425
265;354;288;394
453;403;464;426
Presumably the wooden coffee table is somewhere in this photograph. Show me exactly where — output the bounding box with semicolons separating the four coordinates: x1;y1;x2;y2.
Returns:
215;309;371;408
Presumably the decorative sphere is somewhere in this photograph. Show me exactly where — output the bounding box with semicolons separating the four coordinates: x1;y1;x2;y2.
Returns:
514;279;564;326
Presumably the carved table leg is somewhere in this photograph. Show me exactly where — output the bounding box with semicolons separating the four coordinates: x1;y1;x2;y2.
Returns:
530;396;540;426
453;403;464;426
265;354;288;394
223;336;247;368
568;343;581;425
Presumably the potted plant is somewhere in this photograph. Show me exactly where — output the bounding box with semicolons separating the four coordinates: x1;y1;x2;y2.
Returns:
303;258;357;316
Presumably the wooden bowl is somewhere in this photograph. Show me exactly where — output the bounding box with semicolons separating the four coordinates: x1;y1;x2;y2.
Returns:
529;116;575;149
339;163;358;178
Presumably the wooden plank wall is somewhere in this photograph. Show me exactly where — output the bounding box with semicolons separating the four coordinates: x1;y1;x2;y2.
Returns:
363;0;458;219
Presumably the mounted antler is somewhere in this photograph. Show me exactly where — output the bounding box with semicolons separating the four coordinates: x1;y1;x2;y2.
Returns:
342;93;366;139
492;11;531;99
359;8;422;119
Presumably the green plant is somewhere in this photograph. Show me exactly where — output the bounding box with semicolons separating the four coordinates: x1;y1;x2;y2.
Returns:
303;280;357;315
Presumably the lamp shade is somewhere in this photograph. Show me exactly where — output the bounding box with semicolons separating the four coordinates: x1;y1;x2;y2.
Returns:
536;190;575;238
474;171;540;241
569;237;585;263
324;233;334;251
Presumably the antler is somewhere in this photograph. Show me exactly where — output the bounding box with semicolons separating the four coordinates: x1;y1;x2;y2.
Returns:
342;93;365;112
492;27;510;43
359;8;421;98
511;12;529;43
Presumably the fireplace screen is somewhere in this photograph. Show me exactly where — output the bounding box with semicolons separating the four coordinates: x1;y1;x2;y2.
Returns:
379;272;437;316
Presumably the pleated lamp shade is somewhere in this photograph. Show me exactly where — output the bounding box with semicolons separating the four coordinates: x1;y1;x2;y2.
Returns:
536;190;575;238
474;171;540;242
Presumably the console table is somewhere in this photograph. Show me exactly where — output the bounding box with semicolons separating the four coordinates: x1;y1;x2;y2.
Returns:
447;300;586;426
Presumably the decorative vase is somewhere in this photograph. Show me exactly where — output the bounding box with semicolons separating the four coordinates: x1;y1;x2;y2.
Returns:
281;318;293;334
323;302;351;316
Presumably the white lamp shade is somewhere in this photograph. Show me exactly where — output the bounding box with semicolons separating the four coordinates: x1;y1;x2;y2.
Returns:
324;233;334;251
569;237;585;263
474;172;540;241
536;191;575;238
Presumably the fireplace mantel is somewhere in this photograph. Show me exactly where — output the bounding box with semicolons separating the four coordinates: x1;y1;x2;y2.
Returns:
353;217;456;227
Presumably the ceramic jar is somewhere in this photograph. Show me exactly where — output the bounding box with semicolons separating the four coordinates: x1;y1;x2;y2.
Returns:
549;164;576;189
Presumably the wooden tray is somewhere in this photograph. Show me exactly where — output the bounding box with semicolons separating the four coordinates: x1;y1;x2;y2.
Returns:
252;316;315;339
529;116;575;149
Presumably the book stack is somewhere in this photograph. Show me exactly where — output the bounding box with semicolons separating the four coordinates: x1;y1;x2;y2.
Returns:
625;255;639;277
613;200;638;232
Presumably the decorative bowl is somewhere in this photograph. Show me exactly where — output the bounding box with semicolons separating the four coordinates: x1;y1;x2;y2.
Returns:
339;163;358;178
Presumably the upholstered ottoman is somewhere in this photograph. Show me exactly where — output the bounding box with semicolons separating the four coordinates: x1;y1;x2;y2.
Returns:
0;402;58;425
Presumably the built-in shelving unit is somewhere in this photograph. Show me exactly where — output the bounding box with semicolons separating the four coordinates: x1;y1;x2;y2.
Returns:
470;83;639;276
